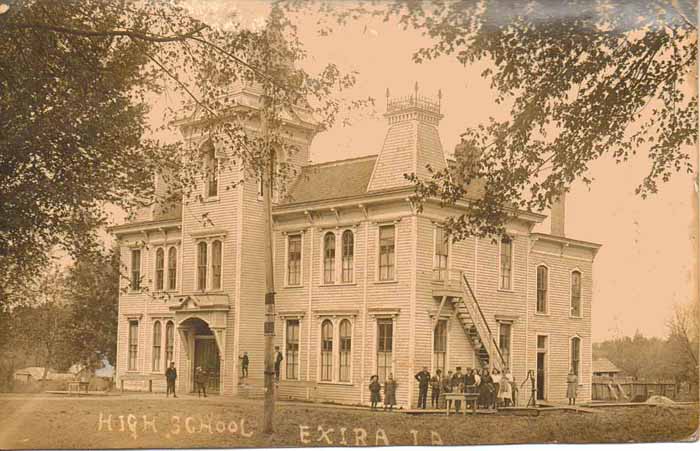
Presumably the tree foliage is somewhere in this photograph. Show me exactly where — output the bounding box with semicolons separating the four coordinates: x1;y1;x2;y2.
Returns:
0;0;366;304
310;0;697;239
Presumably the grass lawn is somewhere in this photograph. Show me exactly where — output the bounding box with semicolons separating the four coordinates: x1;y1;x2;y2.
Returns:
0;394;697;448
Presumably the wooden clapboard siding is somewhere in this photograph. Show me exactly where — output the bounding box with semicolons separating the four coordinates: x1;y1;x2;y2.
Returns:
528;240;594;402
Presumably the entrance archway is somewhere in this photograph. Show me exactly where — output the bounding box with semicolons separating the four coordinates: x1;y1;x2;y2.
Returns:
180;317;221;394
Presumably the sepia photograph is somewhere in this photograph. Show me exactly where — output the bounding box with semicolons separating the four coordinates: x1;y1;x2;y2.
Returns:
0;0;698;449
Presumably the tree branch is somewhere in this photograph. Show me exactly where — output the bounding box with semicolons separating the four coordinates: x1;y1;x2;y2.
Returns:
4;22;209;43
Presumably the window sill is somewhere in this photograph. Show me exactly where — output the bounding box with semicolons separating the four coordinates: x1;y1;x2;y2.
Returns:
497;288;516;294
534;312;550;317
569;315;583;320
127;290;143;295
317;381;354;386
374;279;398;285
284;285;304;289
203;196;220;203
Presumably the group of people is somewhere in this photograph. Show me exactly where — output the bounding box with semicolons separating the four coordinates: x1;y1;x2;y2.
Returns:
368;374;398;410
418;366;519;411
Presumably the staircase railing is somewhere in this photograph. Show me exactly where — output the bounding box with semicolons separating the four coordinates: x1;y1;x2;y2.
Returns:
459;272;506;370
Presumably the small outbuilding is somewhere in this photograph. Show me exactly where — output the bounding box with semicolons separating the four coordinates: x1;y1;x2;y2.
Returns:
593;358;623;378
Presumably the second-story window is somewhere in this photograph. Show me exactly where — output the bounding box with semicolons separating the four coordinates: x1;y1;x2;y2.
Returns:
323;232;336;284
571;270;582;317
155;248;164;291
434;226;448;281
287;234;301;286
204;142;218;198
378;225;395;281
211;240;222;290
197;241;207;291
167;247;177;290
500;236;513;290
536;265;548;313
341;230;354;283
130;249;141;291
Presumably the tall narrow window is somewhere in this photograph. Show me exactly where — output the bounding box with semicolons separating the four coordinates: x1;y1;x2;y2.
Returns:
434;227;449;281
570;336;581;376
155;248;165;291
287;235;301;286
128;320;139;371
152;321;162;372
341;230;354;283
377;319;393;382
286;319;300;380
339;320;351;382
167;247;177;291
536;265;548;313
197;241;207;291
211;240;222;290
378;225;395;281
323;232;336;284
498;322;512;367
204;142;218;198
130;249;141;291
320;320;333;381
500;236;513;290
165;321;174;366
433;319;447;373
571;270;582;317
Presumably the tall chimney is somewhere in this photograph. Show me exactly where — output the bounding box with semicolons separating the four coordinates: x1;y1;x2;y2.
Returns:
550;192;566;236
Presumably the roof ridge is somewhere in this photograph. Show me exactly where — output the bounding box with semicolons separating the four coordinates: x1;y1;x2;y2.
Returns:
303;154;377;169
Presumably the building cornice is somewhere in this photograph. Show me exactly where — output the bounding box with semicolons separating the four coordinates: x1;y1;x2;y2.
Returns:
109;218;181;236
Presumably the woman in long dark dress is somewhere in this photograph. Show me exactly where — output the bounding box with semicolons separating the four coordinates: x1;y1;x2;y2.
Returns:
478;368;493;409
384;374;398;411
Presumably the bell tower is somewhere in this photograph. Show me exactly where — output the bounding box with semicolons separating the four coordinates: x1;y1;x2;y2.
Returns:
367;83;448;192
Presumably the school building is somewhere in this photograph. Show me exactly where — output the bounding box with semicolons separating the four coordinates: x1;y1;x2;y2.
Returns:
111;83;600;407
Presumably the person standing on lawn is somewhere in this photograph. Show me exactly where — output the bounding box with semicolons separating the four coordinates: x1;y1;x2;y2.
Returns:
274;346;283;382
414;366;431;409
567;368;578;405
369;375;381;410
165;361;177;398
384;374;397;411
195;366;208;398
430;369;442;408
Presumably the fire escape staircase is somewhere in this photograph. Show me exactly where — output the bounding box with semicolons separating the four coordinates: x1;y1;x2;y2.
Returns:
433;271;506;371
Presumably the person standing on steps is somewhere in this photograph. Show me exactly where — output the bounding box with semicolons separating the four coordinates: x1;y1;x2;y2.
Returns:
165;361;177;398
274;346;283;382
414;366;431;409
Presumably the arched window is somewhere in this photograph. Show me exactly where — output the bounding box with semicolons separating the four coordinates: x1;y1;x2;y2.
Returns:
339;320;352;382
323;232;336;284
500;236;513;289
320;320;333;381
211;240;222;290
570;336;581;376
165;321;174;367
197;241;207;291
155;248;165;291
341;230;354;283
536;265;548;313
203;141;218;198
571;270;582;317
152;321;162;372
167;247;177;291
130;249;141;291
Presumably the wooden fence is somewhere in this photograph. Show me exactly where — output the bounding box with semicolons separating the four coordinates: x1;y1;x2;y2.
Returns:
591;376;677;401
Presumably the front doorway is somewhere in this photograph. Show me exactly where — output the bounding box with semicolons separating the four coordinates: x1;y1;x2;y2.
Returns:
536;335;547;400
194;336;221;394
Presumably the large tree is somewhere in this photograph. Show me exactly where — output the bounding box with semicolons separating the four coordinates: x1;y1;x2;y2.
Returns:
0;0;364;304
309;0;698;238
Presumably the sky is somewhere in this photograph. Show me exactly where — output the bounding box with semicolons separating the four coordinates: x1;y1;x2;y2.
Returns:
149;1;698;342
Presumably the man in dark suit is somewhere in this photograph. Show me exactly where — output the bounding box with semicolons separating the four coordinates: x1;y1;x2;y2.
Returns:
414;366;431;409
165;361;177;398
274;346;283;381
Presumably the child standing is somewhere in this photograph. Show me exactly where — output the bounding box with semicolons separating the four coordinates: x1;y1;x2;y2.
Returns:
384;374;397;411
369;375;381;410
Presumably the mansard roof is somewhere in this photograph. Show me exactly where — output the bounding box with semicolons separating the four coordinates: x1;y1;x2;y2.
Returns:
282;155;377;205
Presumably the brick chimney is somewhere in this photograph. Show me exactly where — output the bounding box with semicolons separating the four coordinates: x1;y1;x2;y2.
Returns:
550;192;566;237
